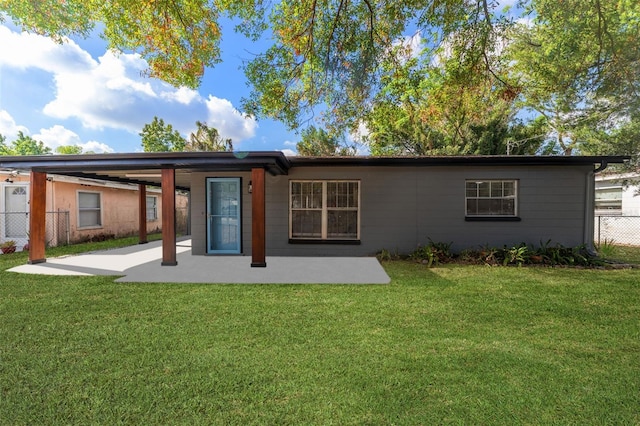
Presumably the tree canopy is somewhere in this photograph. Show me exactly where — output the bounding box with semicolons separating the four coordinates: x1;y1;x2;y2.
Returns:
185;121;233;152
3;0;639;160
0;132;52;155
139;117;186;152
296;126;355;156
139;117;231;152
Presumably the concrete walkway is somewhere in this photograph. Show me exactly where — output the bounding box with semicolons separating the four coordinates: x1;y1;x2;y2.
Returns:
8;239;390;284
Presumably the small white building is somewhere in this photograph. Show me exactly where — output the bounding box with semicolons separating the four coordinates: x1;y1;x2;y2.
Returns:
594;173;640;246
595;173;640;215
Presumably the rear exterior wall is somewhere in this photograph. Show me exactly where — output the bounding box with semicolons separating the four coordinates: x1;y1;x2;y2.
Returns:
190;165;591;256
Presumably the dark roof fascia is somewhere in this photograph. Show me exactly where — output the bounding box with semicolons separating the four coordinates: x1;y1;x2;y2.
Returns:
288;155;630;168
0;151;292;176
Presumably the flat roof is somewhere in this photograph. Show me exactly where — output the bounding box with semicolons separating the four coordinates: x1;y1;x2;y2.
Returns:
0;152;630;190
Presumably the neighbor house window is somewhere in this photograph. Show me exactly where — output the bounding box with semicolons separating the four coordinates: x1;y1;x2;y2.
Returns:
78;191;102;228
146;196;158;221
465;180;517;217
290;181;360;241
595;185;622;212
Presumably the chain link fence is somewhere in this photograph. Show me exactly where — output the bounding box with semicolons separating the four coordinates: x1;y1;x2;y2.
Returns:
595;215;640;247
0;211;70;250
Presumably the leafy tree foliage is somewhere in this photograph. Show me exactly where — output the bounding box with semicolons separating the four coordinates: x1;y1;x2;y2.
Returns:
0;0;234;88
56;145;84;155
296;126;355;156
0;131;52;155
506;0;640;155
139;117;186;152
185;121;232;151
3;0;639;156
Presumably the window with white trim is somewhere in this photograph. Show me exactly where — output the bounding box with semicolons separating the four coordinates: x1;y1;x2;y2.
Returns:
290;180;360;240
78;191;102;228
146;196;158;221
595;185;622;212
465;180;518;217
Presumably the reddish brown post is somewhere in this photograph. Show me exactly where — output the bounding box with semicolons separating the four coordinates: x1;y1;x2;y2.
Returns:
138;184;148;244
251;167;266;267
161;168;177;266
28;171;47;264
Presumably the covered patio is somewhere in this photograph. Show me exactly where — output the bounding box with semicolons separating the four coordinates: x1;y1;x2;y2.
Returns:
7;238;390;284
0;152;291;268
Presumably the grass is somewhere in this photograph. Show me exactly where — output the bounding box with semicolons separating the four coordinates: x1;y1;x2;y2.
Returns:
1;241;639;424
604;245;640;265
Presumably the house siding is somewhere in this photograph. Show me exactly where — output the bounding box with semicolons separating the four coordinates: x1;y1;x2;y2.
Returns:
188;164;592;257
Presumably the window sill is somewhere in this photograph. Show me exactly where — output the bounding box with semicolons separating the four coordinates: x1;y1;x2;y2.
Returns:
289;239;361;245
78;225;104;230
465;216;521;222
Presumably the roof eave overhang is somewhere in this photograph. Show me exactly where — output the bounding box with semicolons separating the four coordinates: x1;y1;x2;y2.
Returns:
0;151;292;175
287;155;631;167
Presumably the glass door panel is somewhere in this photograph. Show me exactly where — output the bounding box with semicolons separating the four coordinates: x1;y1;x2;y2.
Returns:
206;178;241;254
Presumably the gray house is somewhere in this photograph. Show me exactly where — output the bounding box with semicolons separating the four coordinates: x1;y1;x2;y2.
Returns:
0;152;628;267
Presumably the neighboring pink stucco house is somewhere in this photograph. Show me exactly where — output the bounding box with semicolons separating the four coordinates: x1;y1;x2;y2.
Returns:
1;170;188;251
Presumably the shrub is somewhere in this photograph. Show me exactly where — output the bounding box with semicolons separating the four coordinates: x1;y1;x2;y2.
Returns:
410;239;453;267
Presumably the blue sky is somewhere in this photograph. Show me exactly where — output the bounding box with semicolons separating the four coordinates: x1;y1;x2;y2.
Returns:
0;17;301;154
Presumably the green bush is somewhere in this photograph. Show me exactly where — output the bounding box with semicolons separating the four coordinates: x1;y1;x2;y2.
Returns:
407;239;607;268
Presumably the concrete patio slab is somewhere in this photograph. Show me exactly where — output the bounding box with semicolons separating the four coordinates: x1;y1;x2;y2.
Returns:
7;239;390;284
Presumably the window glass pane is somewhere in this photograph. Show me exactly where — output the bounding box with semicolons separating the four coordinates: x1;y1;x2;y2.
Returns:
79;210;101;227
291;210;322;237
146;196;157;221
466;199;477;215
476;199;493;215
328;181;351;208
490;181;503;197
466;182;477;198
79;192;100;208
478;182;490;197
299;182;322;208
503;181;515;197
327;210;358;239
349;182;359;208
291;182;301;208
502;198;515;215
327;182;337;207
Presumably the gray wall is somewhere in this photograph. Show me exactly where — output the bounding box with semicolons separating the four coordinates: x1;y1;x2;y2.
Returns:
190;165;592;257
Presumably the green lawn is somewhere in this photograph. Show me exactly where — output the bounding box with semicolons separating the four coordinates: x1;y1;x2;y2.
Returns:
1;243;639;424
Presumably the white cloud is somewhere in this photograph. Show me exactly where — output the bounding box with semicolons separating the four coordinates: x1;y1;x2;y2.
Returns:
80;140;115;153
281;149;297;156
33;125;115;153
0;110;29;140
283;140;297;147
205;96;258;142
0;24;257;146
0;25;96;74
33;125;81;149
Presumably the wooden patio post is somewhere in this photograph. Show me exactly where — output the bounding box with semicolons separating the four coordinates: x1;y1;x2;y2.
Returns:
138;184;148;244
28;171;47;264
161;168;177;266
251;167;266;267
